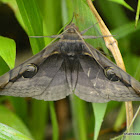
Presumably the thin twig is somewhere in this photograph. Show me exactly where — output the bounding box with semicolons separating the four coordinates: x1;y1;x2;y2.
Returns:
86;0;133;129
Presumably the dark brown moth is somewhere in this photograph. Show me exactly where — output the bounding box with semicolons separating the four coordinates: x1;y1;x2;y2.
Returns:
0;23;140;102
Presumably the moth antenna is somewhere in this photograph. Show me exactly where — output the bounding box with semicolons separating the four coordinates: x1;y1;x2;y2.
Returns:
29;35;60;38
82;35;115;39
81;21;101;35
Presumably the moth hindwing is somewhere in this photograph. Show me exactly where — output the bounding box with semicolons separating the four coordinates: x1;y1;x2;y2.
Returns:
0;23;140;102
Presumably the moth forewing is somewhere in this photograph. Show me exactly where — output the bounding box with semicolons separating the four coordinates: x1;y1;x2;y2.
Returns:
0;41;60;91
88;44;140;95
73;24;140;101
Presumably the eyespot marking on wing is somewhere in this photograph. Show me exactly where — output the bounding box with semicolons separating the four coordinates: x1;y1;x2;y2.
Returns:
22;63;39;78
104;66;119;81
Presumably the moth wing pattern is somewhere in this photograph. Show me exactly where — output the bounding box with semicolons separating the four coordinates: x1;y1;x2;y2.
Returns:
74;62;110;102
75;43;140;102
0;42;71;100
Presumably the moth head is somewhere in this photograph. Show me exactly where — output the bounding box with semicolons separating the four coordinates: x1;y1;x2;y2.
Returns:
22;63;38;78
104;66;119;81
65;23;80;33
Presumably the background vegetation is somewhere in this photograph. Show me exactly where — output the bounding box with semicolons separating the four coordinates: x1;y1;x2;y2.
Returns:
0;0;140;140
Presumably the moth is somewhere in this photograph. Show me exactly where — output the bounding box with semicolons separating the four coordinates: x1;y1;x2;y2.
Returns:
0;23;140;102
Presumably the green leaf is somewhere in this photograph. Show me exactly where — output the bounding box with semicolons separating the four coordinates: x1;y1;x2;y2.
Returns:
0;36;16;69
37;0;62;35
135;0;140;27
0;57;10;76
37;0;62;46
106;101;121;114
73;0;107;52
8;97;28;124
92;103;107;140
61;0;74;25
133;107;140;133
0;123;33;140
30;100;48;140
97;0;129;28
108;0;134;12
134;61;140;81
0;105;32;138
15;0;45;54
49;102;59;140
70;95;87;140
111;21;140;40
113;103;126;131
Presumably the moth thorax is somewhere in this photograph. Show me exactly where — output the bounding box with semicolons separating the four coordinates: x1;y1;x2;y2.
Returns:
62;33;81;40
60;42;83;56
